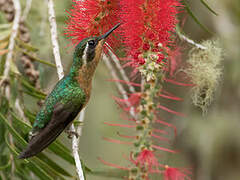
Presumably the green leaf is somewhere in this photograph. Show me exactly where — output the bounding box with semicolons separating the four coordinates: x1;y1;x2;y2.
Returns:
5;136;52;180
26;162;53;180
9;76;19;108
15;168;32;180
19;77;46;97
48;141;75;165
30;156;68;180
23;90;46;100
10;111;31;134
0;156;10;170
36;153;72;177
0;55;6;76
15;38;38;52
0;95;9;115
23;108;36;124
16;46;56;68
182;0;213;34
2;114;70;179
200;0;218;16
10;111;76;166
0;113;28;146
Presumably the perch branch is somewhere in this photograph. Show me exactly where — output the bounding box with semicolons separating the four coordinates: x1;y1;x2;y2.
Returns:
47;0;85;179
47;0;64;79
177;30;207;50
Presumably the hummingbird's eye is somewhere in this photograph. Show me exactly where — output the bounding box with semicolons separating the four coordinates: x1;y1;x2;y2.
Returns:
88;40;95;47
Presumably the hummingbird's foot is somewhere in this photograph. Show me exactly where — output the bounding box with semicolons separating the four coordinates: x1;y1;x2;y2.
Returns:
65;129;79;139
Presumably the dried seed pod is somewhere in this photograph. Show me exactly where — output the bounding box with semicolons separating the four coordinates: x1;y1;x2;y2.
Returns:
0;0;40;88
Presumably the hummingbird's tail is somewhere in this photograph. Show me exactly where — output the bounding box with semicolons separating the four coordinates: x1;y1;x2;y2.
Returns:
19;105;80;159
18;123;64;159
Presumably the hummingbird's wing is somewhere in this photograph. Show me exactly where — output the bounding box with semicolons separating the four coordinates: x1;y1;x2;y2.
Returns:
18;102;82;159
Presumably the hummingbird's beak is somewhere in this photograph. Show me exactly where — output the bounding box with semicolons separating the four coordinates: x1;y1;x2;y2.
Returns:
98;23;120;41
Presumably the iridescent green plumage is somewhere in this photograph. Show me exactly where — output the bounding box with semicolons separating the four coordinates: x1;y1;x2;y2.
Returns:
33;76;86;131
32;38;89;132
19;24;120;159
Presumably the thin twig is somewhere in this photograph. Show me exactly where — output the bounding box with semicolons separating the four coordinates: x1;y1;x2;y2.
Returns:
47;0;64;79
105;43;135;93
22;0;32;21
0;0;21;87
177;29;207;50
71;109;85;178
76;109;85;144
103;53;136;119
47;1;85;179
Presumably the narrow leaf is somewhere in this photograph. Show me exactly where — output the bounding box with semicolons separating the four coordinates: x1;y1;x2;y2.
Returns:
26;162;54;180
0;156;11;170
15;38;38;52
200;0;218;16
11;111;76;165
48;141;75;165
36;153;73;177
182;0;213;34
20;77;46;97
23;108;36;124
3;115;69;179
23;90;46;100
0;113;27;146
30;156;67;180
16;46;56;68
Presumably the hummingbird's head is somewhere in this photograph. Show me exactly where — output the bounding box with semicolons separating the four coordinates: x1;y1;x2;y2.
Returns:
73;23;120;67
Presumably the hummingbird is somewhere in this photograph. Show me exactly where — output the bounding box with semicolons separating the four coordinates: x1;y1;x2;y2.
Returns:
19;23;120;159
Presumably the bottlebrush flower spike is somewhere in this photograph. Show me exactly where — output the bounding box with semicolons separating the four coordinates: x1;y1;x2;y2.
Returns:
120;0;181;67
65;0;120;48
113;93;141;112
164;166;190;180
135;149;159;171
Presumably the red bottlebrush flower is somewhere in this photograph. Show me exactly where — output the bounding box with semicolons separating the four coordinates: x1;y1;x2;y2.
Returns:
164;166;189;180
135;149;159;171
169;48;182;76
120;0;181;67
65;0;120;48
113;93;141;112
143;43;150;51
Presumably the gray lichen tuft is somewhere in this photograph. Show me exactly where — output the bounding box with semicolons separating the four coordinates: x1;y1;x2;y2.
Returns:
185;40;224;114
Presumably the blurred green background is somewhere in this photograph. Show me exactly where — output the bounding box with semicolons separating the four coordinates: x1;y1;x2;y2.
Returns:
1;0;240;179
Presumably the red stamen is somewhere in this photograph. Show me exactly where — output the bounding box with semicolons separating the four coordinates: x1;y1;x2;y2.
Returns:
104;122;136;128
98;157;129;170
103;137;133;145
164;78;194;87
158;105;185;117
152;145;178;154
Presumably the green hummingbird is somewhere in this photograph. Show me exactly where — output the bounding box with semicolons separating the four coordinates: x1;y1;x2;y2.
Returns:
19;23;120;159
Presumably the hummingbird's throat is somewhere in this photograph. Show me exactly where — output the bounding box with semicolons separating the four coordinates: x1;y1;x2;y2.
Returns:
76;40;104;104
